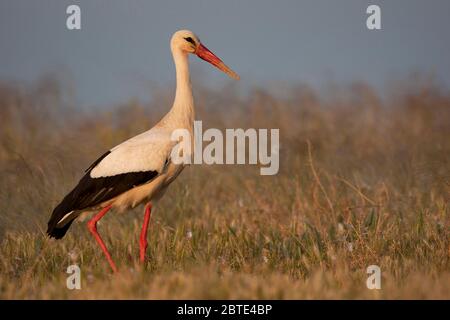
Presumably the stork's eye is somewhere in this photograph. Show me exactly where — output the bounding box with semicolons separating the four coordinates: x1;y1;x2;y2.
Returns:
184;37;195;45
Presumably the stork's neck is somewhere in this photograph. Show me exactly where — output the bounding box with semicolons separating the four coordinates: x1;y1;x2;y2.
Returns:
165;49;194;129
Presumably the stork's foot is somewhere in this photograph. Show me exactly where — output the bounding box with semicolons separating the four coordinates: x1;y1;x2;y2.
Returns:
139;203;152;263
87;205;118;273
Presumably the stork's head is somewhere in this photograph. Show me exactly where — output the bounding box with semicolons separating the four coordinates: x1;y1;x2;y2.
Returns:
171;30;240;80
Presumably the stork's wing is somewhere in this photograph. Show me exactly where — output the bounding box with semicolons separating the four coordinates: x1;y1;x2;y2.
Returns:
68;127;176;208
47;128;176;235
90;128;175;178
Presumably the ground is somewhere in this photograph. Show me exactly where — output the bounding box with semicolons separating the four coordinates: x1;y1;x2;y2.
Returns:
0;78;448;299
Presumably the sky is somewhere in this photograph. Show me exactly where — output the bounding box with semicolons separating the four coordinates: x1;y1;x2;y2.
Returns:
1;0;450;107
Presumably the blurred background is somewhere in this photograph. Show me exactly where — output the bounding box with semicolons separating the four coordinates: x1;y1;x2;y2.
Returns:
1;0;450;107
0;0;449;299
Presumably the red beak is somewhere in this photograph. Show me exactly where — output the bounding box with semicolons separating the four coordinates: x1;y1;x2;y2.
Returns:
196;43;240;80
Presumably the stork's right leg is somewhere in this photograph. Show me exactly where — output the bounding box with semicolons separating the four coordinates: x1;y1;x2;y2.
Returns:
87;205;118;273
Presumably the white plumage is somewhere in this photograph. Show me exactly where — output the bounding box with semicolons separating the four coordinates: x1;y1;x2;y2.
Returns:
90;128;175;178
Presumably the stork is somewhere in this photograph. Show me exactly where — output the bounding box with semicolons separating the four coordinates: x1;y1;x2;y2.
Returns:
46;30;239;272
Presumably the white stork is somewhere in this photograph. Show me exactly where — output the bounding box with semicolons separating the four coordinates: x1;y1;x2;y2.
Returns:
47;30;239;272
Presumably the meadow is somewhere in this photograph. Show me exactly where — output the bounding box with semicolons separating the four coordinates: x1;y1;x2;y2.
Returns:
0;75;448;299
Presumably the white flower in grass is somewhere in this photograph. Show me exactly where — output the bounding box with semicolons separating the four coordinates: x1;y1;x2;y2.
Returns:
346;242;354;252
186;230;193;239
337;223;345;235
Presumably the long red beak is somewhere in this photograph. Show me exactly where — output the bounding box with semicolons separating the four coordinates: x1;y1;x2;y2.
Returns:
196;43;240;80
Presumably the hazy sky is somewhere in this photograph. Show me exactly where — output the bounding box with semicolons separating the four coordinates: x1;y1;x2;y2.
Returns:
1;0;450;106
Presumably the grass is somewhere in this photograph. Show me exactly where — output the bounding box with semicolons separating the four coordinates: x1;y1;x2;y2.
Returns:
0;75;449;299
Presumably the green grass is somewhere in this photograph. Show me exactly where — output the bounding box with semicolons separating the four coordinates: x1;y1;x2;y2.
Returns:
0;77;448;299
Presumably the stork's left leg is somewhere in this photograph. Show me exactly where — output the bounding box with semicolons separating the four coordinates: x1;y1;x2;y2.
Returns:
139;202;152;263
87;205;118;273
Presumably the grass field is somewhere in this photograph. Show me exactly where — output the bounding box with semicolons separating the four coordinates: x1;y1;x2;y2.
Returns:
0;76;449;299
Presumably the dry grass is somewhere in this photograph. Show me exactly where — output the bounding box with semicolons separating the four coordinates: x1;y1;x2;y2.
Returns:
0;75;449;299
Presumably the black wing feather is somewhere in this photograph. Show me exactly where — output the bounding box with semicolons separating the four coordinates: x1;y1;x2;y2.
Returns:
47;151;158;239
84;150;111;173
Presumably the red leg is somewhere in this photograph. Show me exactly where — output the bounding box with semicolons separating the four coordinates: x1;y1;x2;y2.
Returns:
139;203;152;263
87;205;118;273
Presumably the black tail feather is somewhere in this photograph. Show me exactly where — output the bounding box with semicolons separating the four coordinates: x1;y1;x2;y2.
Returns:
47;201;76;239
47;218;75;239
